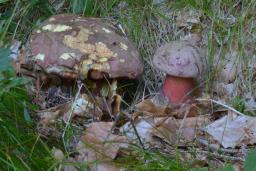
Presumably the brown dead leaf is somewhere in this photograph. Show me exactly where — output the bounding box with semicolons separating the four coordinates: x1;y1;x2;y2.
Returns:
122;117;155;145
152;116;210;145
135;99;170;117
135;94;200;118
63;93;103;122
77;122;128;161
205;110;256;148
38;93;105;135
38;103;71;127
174;103;199;118
122;114;210;147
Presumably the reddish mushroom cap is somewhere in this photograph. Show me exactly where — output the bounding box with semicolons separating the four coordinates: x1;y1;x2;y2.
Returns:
153;41;202;78
28;14;143;80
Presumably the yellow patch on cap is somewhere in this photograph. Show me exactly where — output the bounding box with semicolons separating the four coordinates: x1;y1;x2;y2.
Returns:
95;42;114;58
120;42;128;51
63;27;95;54
91;63;110;71
82;59;93;65
42;24;72;32
79;59;94;79
98;57;108;63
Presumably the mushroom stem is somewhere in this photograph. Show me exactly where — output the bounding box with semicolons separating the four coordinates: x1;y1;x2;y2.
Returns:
162;75;194;104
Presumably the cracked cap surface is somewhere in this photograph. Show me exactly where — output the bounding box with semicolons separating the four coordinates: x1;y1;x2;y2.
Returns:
28;14;143;80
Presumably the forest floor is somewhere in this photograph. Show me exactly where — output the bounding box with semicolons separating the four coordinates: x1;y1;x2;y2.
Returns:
1;0;256;170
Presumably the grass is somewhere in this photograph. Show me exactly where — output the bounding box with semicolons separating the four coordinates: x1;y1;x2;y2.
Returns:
116;146;187;171
0;70;54;170
1;0;256;170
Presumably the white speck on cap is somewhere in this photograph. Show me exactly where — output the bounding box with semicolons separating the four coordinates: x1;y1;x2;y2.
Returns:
59;53;76;60
34;53;45;61
102;27;111;33
120;58;125;63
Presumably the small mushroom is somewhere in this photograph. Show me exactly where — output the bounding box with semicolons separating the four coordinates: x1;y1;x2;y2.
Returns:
153;41;203;104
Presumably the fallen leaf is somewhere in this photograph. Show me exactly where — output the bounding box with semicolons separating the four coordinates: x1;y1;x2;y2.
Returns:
64;93;103;121
77;122;128;161
122;117;155;145
135;99;170;117
38;102;71;134
205;110;256;148
122;115;210;146
135;94;200;118
153;116;210;144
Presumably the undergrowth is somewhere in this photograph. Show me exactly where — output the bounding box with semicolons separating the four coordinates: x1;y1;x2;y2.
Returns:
1;0;256;170
0;69;54;170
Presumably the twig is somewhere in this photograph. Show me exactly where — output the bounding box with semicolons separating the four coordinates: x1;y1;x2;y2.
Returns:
196;98;244;115
130;117;146;150
122;111;145;150
197;150;245;162
198;139;241;154
62;83;84;151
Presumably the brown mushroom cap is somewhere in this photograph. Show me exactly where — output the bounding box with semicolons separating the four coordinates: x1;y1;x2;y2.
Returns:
153;41;203;78
28;14;143;80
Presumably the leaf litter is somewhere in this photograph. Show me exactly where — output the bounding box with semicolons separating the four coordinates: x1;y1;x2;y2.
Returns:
9;1;256;170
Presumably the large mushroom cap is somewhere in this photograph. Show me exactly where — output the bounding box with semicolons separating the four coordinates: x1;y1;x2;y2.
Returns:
27;14;143;80
153;41;203;78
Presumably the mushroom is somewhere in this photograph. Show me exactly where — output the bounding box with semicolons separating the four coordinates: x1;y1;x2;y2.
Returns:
17;14;143;96
15;14;143;114
153;41;203;104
